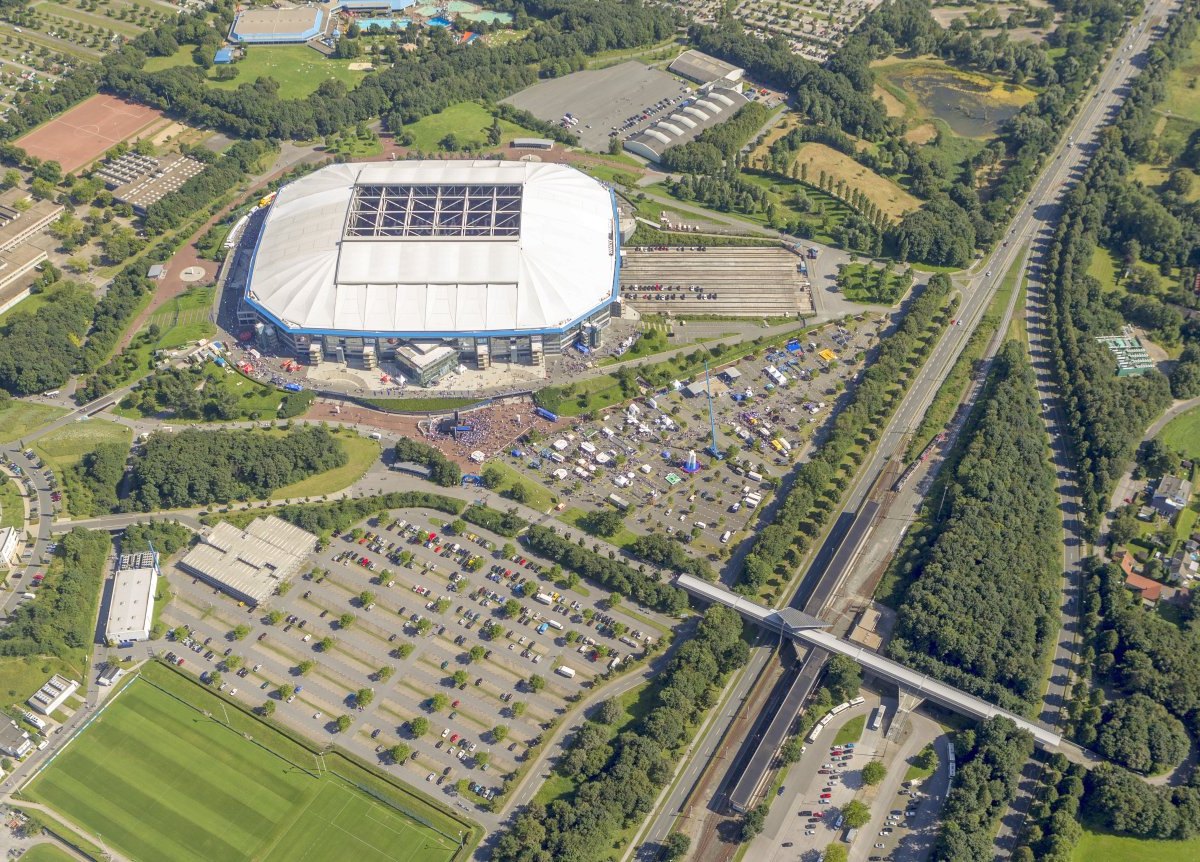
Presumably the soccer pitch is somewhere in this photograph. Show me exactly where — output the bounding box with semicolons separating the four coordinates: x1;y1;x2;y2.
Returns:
24;668;465;862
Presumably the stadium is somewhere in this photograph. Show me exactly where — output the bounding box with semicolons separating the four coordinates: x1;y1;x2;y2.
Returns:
239;160;621;385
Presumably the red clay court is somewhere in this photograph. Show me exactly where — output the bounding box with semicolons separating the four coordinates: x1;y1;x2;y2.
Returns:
15;94;164;173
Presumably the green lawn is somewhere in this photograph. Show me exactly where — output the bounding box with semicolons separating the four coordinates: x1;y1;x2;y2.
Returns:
17;844;76;862
0;474;24;529
209;45;367;99
1086;244;1122;293
832;715;865;746
0;654;87;705
34;419;131;517
483;460;554;511
26;664;470;862
404;101;542;152
270;434;380;500
365;396;480;413
836;262;913;304
0;401;68;444
1073;828;1200;862
903;745;937;782
1158;405;1200;460
558;507;639;549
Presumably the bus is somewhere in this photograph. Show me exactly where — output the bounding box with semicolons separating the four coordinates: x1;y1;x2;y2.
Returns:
868;706;885;731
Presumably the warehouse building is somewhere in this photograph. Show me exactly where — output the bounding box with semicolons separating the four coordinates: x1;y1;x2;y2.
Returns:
623;87;749;162
178;516;316;605
668;50;744;86
104;552;158;645
238;160;620;377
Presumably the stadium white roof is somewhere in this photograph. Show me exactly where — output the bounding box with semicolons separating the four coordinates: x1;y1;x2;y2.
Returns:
245;161;619;337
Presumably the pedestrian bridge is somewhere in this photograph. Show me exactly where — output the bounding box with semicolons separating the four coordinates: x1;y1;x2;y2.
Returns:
677;574;1097;764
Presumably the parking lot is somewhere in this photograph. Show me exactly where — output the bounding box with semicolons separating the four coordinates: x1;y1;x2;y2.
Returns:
502;61;693;152
158;507;670;811
490;316;879;559
619;247;813;318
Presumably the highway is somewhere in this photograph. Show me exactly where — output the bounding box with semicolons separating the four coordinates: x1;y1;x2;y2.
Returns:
630;4;1180;857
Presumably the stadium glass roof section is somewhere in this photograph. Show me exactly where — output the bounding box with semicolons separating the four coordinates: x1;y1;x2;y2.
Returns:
244;161;619;337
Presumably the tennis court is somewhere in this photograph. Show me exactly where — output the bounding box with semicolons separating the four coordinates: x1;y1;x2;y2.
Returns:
15;94;164;172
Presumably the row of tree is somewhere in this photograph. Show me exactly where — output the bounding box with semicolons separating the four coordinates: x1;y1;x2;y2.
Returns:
0;528;110;659
888;342;1060;713
393;439;462;487
460;503;526;538
627;533;714;582
660;102;772;175
226;490;467;537
522;525;689;616
1041;1;1199;534
128;426;348;510
736;275;955;593
1012;754;1087;862
493;605;748;862
932;716;1035;861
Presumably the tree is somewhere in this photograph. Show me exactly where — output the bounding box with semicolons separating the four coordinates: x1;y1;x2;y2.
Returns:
318;636;335;652
503;598;521;618
260;700;276;717
1096;694;1189;774
596;698;623;725
354;688;375;708
582;509;624;537
915;744;939;773
528;674;546;693
394;642;415;659
492;724;509;743
221;654;243;672
336;714;352;732
266;610;284;626
469;645;486;662
780;736;805;764
359;590;376;607
842;800;870;829
452;670;469;687
482;466;504;489
277;684;295;700
862;760;887;785
450;519;467;535
511;701;527;717
741;802;768;840
171;625;189;641
501;542;517;559
474;751;491;768
389;743;410;762
338;612;355;630
232;624;250;640
663;832;690;861
376;665;395;682
408;716;429;737
206;671;222;688
297;660;315;675
822;845;849;862
430;693;449;712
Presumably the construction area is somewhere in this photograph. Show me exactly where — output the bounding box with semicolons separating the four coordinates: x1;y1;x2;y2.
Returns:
618;247;812;317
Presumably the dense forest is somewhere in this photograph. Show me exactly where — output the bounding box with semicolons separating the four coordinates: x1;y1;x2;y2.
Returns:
393;439;462;487
932;716;1034;862
1013;754;1087;862
493;605;747;862
0;528;110;658
128;425;347;510
889;342;1060;713
0;281;95;395
1042;1;1200;533
736;275;953;593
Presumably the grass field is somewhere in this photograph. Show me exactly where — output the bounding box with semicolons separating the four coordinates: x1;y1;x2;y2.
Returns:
26;664;468;862
1158;405;1200;460
1073;828;1200;862
18;844;76;862
1161;33;1200;122
0;474;24;530
34;420;130;473
793;143;922;219
481;460;554;511
832;715;865;746
558;506;639;549
0;401;68;444
363;396;480;413
271;434;380;500
1086;244;1122;293
836;262;913;304
145;45;366;99
404;101;542;152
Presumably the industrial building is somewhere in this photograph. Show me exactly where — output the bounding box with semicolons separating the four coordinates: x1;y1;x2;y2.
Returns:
178;516;316;605
103;552;158;644
0;721;31;758
668;50;745;86
27;674;79;716
228;4;326;43
623;86;749;162
96;152;207;213
1096;332;1155;376
238;160;620;380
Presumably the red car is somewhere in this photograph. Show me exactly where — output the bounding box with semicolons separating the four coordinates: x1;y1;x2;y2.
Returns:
813;812;824;818
820;793;832;799
819;769;832;775
452;700;460;709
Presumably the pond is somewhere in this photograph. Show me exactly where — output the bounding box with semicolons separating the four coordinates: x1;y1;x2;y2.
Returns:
889;66;1030;138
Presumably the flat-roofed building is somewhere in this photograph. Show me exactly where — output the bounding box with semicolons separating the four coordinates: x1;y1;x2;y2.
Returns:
229;4;325;43
104;552;158;644
0;721;31;758
0;191;62;254
27;674;79;716
669;50;744;86
98;152;206;214
0;526;21;566
178;516;316;605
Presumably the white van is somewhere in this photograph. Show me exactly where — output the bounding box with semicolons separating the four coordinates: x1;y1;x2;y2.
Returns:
369;431;383;440
720;530;732;544
556;666;576;678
